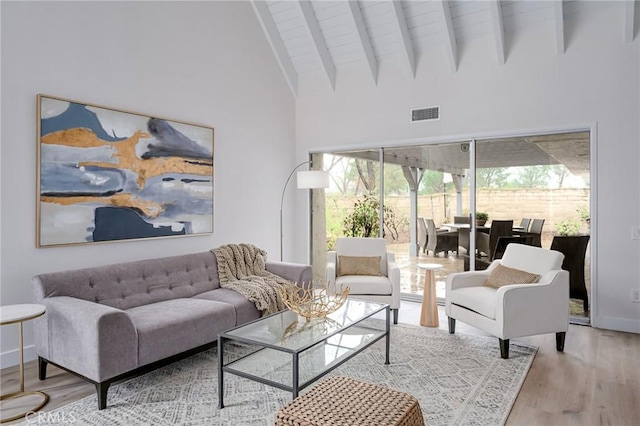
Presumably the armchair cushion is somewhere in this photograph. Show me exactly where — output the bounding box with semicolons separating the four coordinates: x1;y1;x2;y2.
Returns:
338;255;382;277
483;264;541;289
448;286;498;319
335;276;392;295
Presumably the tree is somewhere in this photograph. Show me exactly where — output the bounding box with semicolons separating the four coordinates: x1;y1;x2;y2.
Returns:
383;165;408;195
419;170;444;195
515;165;550;188
326;156;355;195
476;168;509;188
347;160;409;196
549;165;569;188
355;159;377;194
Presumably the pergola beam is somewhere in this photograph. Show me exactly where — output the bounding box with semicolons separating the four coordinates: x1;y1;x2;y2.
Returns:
347;0;378;83
488;0;505;65
553;0;565;54
389;0;416;77
251;0;298;96
625;0;636;43
297;0;336;90
436;0;458;73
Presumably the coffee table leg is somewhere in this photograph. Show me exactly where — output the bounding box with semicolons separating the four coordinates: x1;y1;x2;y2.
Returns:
292;353;299;399
218;336;224;409
385;306;390;365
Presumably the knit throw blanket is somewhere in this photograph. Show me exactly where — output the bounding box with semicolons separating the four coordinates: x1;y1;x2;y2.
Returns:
212;243;289;315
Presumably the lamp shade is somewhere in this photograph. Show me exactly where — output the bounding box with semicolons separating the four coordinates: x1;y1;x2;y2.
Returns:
297;170;330;189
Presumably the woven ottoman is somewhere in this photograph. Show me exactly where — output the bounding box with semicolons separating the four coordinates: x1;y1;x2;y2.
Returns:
275;376;424;426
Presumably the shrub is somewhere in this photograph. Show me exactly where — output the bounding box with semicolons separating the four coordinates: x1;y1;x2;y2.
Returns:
555;220;580;236
342;195;400;240
577;205;590;227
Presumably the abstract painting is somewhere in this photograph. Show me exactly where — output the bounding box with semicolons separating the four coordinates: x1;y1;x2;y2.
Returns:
37;94;214;247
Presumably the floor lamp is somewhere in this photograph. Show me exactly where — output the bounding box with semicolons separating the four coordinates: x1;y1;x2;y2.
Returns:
280;161;329;261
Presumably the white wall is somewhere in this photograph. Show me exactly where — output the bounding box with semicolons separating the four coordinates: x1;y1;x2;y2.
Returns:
295;5;640;332
0;1;295;366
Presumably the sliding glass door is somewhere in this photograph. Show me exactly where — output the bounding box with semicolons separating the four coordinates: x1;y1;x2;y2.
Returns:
379;143;471;301
313;142;471;301
474;133;591;322
310;131;591;323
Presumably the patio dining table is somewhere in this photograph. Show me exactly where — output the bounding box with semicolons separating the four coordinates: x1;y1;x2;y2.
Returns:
443;223;525;232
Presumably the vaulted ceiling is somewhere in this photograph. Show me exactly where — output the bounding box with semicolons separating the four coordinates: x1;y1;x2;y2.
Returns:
252;0;637;96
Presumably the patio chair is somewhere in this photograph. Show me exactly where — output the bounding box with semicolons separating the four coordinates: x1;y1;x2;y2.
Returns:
550;235;591;312
446;243;569;358
519;218;531;232
326;237;400;324
458;227;470;255
425;218;458;257
520;218;545;247
417;217;428;253
476;220;513;259
492;235;535;260
464;235;534;271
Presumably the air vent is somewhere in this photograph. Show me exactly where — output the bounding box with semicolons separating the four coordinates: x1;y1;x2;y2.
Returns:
411;106;439;122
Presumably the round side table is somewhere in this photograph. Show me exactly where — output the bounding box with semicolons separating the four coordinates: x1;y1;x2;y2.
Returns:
0;304;49;423
417;263;443;327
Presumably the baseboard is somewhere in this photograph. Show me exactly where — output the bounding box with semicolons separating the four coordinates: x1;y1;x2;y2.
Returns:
593;315;640;334
0;344;37;370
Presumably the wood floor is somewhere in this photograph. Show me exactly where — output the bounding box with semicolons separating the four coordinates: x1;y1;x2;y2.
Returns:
1;301;638;425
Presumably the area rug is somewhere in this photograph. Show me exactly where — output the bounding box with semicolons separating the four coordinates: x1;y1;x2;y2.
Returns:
28;322;536;425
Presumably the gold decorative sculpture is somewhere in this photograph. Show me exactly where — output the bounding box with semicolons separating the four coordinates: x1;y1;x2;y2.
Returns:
280;282;350;321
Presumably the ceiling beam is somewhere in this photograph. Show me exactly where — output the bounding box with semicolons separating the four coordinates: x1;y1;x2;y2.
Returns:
346;0;378;84
488;0;506;65
251;1;298;96
389;0;416;78
297;0;336;90
553;1;565;54
435;0;457;73
625;0;636;43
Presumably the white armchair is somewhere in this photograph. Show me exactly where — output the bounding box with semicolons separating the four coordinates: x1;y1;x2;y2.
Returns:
445;244;569;358
327;238;401;324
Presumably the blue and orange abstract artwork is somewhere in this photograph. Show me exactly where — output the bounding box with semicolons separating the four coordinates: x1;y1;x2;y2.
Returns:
37;95;214;247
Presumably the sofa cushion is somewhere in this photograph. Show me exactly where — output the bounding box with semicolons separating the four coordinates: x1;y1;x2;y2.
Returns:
192;288;261;325
335;276;392;295
33;252;222;310
126;298;235;365
448;287;497;319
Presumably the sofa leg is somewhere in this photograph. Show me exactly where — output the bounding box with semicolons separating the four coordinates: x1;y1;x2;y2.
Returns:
392;309;398;324
499;339;510;359
556;332;566;352
96;382;110;410
448;317;456;334
38;357;48;380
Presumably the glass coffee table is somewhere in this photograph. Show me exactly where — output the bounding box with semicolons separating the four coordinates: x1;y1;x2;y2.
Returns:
217;299;390;408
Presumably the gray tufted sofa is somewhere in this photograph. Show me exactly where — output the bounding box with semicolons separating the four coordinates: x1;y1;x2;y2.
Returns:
32;250;311;409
